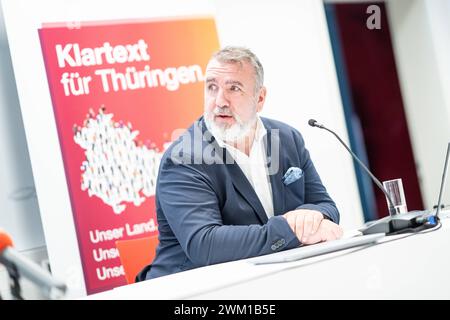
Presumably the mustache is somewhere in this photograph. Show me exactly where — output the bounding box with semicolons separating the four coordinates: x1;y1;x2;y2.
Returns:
212;108;234;117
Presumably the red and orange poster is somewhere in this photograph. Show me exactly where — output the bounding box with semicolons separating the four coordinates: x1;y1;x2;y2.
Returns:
38;17;219;294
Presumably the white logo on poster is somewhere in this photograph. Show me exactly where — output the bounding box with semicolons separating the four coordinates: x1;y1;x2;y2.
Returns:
73;107;168;214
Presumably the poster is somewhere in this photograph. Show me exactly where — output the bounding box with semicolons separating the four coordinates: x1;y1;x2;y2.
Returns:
38;17;219;294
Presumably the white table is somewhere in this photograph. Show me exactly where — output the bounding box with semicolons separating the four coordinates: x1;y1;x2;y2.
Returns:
87;212;450;300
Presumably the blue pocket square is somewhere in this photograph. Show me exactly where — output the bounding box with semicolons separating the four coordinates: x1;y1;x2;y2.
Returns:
282;167;304;186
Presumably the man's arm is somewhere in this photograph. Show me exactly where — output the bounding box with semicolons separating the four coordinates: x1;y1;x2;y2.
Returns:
156;159;301;266
292;129;340;223
278;129;342;244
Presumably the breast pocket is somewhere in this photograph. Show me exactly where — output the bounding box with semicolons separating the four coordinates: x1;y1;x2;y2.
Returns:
284;176;305;211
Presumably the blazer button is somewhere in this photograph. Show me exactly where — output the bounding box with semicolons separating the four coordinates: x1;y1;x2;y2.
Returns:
271;245;277;251
281;239;286;244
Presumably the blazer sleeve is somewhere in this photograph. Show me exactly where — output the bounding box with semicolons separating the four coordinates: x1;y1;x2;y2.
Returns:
292;130;340;224
156;158;301;266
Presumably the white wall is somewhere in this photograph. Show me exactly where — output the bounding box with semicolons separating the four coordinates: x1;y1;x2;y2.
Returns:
1;0;364;297
0;3;49;299
387;0;450;210
0;4;45;252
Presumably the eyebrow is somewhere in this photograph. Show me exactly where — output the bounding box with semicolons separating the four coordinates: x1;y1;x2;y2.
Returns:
225;80;244;87
205;78;244;87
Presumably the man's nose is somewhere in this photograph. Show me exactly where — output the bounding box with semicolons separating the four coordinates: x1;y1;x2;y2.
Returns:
215;88;229;108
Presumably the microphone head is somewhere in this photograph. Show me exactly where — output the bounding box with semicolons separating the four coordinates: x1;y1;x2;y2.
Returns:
308;119;317;127
0;230;14;252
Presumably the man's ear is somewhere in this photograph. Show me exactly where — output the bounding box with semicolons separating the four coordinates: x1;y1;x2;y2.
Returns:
256;86;267;112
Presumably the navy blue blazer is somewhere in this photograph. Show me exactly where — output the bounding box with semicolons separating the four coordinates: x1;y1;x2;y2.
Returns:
141;116;339;280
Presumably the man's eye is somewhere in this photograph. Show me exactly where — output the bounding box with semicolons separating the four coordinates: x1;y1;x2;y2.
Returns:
208;84;217;91
230;86;241;92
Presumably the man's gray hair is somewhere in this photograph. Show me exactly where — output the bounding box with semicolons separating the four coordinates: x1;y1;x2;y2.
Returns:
211;46;264;92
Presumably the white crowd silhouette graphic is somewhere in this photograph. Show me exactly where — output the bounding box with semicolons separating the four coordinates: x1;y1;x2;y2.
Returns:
73;107;169;214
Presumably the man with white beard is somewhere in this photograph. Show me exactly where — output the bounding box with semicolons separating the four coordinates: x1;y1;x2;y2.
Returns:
139;46;342;280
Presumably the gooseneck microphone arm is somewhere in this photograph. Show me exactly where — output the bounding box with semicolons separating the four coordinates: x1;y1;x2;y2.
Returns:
0;230;67;299
308;119;397;216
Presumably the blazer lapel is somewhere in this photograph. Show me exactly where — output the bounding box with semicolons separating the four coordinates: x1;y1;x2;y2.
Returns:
226;150;269;224
264;124;286;216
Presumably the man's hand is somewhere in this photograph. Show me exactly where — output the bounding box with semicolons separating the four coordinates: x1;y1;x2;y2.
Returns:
283;209;343;245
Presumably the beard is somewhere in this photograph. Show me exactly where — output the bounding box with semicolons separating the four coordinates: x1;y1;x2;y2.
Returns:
204;107;257;143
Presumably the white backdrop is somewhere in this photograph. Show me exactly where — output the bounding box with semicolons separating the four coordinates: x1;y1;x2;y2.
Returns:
387;0;450;210
0;4;45;252
1;0;363;297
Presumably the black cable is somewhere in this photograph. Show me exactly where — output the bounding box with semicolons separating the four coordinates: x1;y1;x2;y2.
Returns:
8;264;24;300
343;220;442;253
387;219;442;236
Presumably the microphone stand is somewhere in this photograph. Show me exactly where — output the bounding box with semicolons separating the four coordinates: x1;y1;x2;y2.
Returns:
0;247;67;299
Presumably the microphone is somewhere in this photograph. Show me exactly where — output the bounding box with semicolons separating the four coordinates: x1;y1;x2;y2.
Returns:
308;119;324;129
308;119;440;235
0;229;67;299
0;230;13;251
